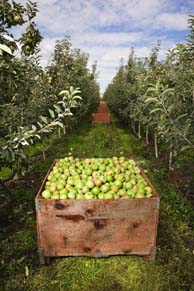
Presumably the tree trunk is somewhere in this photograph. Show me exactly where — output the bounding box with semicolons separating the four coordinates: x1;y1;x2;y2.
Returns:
138;122;141;139
20;110;24;126
42;149;46;160
58;127;61;138
146;127;149;145
63;126;66;135
131;120;136;135
169;150;174;172
154;130;158;158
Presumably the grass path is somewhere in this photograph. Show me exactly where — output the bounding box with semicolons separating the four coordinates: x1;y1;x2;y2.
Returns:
0;116;194;291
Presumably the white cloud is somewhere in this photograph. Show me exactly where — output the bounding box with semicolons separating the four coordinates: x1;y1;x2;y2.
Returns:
156;13;188;30
17;0;191;93
73;32;143;46
39;37;58;67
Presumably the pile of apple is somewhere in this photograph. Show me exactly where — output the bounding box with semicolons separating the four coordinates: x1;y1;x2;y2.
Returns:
41;157;153;200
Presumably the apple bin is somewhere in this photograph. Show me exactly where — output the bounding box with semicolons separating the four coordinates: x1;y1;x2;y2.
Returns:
92;113;110;124
35;159;159;264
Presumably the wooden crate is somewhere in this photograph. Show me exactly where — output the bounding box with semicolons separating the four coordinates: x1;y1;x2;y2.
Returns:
97;101;109;113
35;161;159;264
92;113;110;124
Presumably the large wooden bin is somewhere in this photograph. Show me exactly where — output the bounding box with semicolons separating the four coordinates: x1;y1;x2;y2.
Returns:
35;161;159;264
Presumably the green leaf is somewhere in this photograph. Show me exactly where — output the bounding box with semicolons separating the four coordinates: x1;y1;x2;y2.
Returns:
54;104;62;113
73;95;82;100
180;145;191;152
25;265;29;277
2;34;15;42
49;109;55;118
21;140;29;146
145;97;160;104
55;121;64;128
150;108;162;114
35;134;41;139
175;114;187;122
37;122;43;128
0;44;13;55
59;90;69;96
40;116;48;124
31;125;37;131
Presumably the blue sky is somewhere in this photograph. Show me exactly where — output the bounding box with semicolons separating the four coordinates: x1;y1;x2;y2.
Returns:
20;0;194;93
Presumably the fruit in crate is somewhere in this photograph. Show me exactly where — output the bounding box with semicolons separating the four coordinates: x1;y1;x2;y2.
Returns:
42;157;153;200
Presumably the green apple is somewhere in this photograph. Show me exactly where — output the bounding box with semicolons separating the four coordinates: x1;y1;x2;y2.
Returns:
101;184;110;193
60;188;68;195
60;193;67;199
128;190;136;198
49;183;57;193
98;192;104;199
94;179;103;187
104;192;113;199
45;181;50;188
112;185;119;193
113;193;120;199
67;191;76;199
65;183;72;190
67;178;74;186
85;168;92;176
86;180;95;189
85;192;93;199
106;175;113;182
115;180;122;189
145;186;152;194
92;186;100;196
82;186;89;194
99;165;106;172
77;181;84;189
118;189;126;197
135;193;145;198
42;190;51;199
52;193;60;199
92;164;99;171
57;182;65;190
77;193;85;199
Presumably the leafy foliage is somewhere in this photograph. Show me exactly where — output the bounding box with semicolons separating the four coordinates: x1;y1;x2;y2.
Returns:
0;3;100;177
0;0;42;55
1;87;82;174
104;15;194;169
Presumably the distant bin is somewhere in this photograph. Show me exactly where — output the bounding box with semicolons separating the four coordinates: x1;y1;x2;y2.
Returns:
92;101;110;124
92;113;110;124
97;101;109;113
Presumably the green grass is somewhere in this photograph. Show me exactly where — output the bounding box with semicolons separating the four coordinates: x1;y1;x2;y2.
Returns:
0;116;194;291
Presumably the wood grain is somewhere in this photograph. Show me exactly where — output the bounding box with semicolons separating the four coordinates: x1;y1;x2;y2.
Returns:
36;196;159;257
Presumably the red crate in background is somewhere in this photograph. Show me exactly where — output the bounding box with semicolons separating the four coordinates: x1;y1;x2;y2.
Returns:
92;101;110;124
97;101;109;113
92;113;110;124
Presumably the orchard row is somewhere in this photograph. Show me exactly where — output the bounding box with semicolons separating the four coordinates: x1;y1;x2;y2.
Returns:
104;15;194;170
